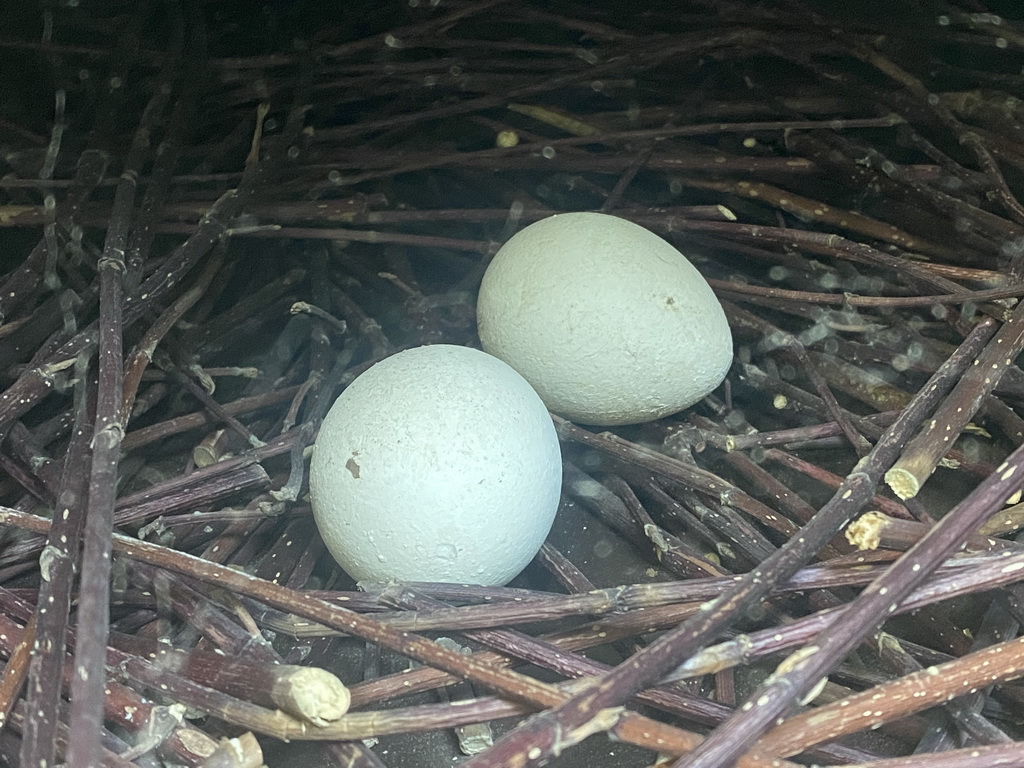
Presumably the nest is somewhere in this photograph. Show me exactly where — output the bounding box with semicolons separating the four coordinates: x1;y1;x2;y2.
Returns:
2;1;1024;767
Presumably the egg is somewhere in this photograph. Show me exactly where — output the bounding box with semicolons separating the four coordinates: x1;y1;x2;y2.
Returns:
309;344;562;586
477;212;732;426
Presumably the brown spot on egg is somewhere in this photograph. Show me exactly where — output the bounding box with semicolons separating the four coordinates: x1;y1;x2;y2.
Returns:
345;456;360;478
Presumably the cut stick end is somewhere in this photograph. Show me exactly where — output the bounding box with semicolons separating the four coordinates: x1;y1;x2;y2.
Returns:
884;466;920;500
845;510;887;550
272;665;351;726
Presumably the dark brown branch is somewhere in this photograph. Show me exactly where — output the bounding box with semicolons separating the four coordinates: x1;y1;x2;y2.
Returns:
20;365;94;768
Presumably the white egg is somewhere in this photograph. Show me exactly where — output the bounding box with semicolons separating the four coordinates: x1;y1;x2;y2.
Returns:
309;344;562;586
477;212;732;426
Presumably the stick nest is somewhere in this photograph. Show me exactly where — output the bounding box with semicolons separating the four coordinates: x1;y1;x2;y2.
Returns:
2;2;1024;767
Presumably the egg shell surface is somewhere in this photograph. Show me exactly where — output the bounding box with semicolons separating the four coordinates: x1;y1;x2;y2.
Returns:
477;212;732;426
309;344;562;586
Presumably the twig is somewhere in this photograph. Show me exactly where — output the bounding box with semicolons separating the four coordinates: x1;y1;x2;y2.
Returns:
677;431;1024;766
121;386;300;452
20;360;94;767
121;246;227;422
67;40;165;763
